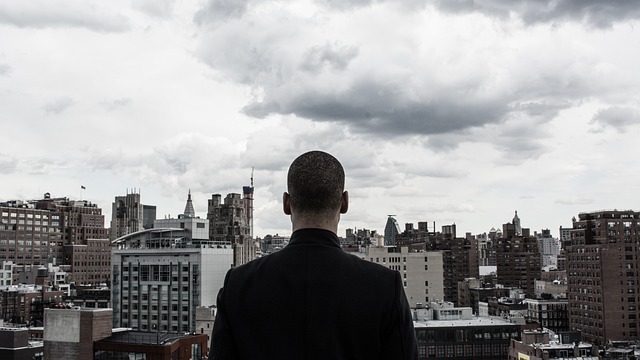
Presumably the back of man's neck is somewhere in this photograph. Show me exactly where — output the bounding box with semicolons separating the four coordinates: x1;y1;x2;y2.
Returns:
291;218;338;234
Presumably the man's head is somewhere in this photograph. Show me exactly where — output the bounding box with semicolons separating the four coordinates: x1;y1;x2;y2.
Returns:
283;151;348;231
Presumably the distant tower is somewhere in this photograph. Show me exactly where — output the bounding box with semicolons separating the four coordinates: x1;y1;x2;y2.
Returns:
384;215;401;246
243;168;254;238
110;191;143;240
513;210;522;236
183;190;196;218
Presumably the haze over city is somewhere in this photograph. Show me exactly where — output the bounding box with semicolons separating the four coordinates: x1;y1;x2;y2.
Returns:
2;1;640;237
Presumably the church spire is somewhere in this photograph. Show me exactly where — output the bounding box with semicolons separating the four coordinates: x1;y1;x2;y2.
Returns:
183;189;196;218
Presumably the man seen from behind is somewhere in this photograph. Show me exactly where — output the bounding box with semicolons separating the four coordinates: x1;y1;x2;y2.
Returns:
210;150;418;359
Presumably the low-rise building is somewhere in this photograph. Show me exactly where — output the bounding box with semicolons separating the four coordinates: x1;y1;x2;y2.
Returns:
414;301;522;359
525;298;569;334
0;327;43;360
508;329;598;360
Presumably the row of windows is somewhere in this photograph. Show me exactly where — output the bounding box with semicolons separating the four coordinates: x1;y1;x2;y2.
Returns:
0;212;56;219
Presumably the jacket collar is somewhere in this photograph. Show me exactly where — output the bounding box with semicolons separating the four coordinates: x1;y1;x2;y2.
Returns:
288;228;341;248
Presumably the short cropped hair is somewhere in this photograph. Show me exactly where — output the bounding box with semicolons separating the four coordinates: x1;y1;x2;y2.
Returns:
287;151;345;216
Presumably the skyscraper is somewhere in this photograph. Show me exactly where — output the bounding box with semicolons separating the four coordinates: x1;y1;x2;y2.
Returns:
111;192;143;240
384;215;401;246
568;210;640;346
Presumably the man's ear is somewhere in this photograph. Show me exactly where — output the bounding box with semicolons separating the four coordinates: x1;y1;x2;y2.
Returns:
283;192;291;215
340;191;349;214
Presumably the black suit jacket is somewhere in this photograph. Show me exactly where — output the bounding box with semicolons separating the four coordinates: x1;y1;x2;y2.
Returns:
210;228;418;359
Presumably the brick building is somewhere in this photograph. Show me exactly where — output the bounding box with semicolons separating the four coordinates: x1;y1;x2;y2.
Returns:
568;209;640;346
63;238;111;285
496;213;541;298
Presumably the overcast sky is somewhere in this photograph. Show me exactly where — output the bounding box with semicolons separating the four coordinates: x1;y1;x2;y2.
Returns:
2;0;640;238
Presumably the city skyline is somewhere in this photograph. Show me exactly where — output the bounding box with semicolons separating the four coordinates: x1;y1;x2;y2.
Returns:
2;1;640;237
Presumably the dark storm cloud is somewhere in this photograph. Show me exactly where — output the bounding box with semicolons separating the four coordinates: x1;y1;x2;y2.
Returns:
244;93;506;136
0;2;130;32
431;0;640;28
590;106;640;132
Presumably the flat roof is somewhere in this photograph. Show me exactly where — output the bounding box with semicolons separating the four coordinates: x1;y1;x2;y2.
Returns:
97;331;202;345
414;316;518;328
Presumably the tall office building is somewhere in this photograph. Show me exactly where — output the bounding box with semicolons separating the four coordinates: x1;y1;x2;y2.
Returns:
111;192;143;240
568;210;640;346
110;191;156;240
384;215;401;246
496;213;541;298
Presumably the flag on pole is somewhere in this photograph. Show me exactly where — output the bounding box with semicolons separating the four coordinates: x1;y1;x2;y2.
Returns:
81;185;86;189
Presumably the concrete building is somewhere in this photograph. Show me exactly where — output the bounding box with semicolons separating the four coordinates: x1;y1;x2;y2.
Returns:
195;306;215;340
568;209;640;346
111;229;233;332
0;327;43;360
358;246;445;307
43;308;112;360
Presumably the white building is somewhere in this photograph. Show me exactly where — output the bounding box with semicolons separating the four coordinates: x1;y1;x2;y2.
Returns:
356;246;444;308
154;217;209;243
111;228;233;332
0;261;14;286
535;229;561;268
